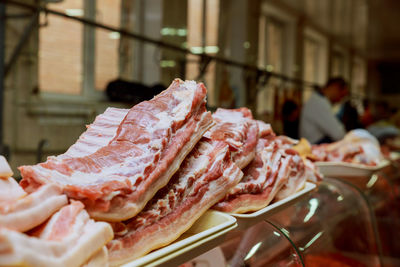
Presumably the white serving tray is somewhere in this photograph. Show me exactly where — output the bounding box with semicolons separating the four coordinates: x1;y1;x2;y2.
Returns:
230;182;316;229
121;210;236;267
315;159;390;178
143;224;236;267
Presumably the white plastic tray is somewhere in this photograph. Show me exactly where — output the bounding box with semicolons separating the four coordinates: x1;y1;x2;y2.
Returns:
143;224;236;267
121;210;236;267
315;159;390;178
230;182;317;229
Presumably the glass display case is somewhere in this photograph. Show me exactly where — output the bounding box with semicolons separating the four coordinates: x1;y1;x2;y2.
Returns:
329;155;400;266
182;177;384;267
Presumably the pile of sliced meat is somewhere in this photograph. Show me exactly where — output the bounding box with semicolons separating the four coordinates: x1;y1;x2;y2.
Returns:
311;129;384;166
0;157;113;267
213;122;321;214
19;79;213;221
0;79;322;266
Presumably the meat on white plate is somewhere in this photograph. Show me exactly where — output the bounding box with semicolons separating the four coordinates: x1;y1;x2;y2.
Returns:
0;157;67;232
19;79;213;221
311;129;384;165
213;121;307;213
107;139;243;266
0;201;113;267
203;108;259;169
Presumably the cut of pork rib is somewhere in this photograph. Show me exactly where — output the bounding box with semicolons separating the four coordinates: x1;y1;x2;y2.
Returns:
107;139;243;266
19;79;213;221
0;201;113;267
59;107;128;160
203;108;259;169
213;135;306;214
0;178;67;232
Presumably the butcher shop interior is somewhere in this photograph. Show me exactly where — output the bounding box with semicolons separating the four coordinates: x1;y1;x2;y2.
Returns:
1;0;400;266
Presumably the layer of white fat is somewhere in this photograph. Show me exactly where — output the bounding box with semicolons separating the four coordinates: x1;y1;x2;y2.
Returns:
355;142;383;164
152;81;196;131
39;208;89;243
205;110;250;148
0;207;112;267
60;108;129;159
0;183;62;214
0;177;27;203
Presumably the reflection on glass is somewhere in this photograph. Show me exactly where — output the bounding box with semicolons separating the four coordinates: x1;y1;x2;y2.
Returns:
218;222;303;267
269;177;381;267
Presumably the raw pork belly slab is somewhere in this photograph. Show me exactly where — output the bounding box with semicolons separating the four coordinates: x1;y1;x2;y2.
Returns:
0;201;113;267
203;108;259;169
311;129;383;165
107;139;243;266
213;135;306;214
0;180;68;232
19;79;213;221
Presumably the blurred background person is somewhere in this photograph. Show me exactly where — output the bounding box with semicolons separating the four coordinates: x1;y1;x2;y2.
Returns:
337;99;363;131
281;99;300;139
300;77;349;144
361;99;374;128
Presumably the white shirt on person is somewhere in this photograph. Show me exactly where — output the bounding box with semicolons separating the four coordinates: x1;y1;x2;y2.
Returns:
300;91;346;144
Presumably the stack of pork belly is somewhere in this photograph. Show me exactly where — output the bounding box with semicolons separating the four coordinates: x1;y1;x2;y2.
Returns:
0;79;321;267
0;156;113;267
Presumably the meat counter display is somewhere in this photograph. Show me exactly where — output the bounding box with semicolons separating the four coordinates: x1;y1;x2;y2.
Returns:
181;157;400;267
1;78;397;267
0;79;320;267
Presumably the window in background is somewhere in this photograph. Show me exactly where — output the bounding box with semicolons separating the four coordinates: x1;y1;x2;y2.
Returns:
303;37;319;102
187;0;219;107
303;38;319;84
95;0;121;91
257;16;285;118
351;57;366;97
331;50;345;77
39;0;83;94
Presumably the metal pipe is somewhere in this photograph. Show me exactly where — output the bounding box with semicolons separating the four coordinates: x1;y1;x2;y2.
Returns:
0;0;318;88
4;11;39;76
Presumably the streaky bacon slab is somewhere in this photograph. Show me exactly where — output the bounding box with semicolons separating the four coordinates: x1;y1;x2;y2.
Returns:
107;139;243;266
0;201;113;267
0;178;67;232
212;138;289;213
19;79;213;221
213;121;307;213
203;108;259;169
